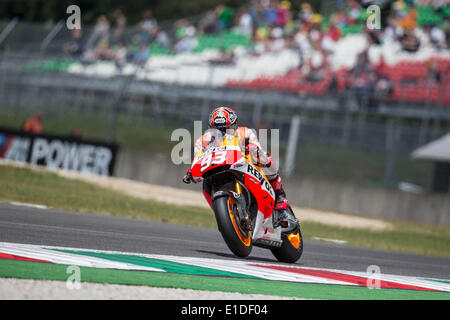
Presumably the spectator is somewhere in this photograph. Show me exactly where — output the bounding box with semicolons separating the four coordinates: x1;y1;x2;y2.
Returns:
304;48;327;82
90;34;113;60
89;15;110;47
393;0;409;20
382;18;398;45
263;1;278;26
84;15;112;61
141;10;158;36
398;2;418;30
249;0;265;30
353;48;370;74
199;10;220;34
113;42;128;69
374;75;394;97
63;28;85;57
331;5;348;28
174;20;198;53
400;29;421;52
327;21;342;42
429;23;447;49
321;33;336;54
321;22;341;54
267;26;286;52
95;15;110;33
298;2;314;24
374;56;393;97
71;127;83;139
349;49;376;108
254;24;270;41
308;18;323;50
294;23;312;57
235;6;254;35
432;0;447;14
131;42;150;65
23;112;43;134
174;19;190;40
133;22;152;46
111;9;127;45
426;59;441;83
217;5;233;31
346;0;362;25
130;11;158;49
276;1;291;28
154;28;170;48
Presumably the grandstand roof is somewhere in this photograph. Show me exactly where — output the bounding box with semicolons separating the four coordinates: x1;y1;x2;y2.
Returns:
411;133;450;162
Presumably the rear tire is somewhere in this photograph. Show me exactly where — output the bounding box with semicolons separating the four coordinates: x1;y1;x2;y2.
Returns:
213;196;252;258
270;224;303;263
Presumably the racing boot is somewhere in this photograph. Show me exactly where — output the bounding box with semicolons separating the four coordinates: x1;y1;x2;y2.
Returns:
270;176;297;231
269;176;289;209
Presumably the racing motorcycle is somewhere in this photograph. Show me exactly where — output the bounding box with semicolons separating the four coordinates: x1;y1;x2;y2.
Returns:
190;133;303;263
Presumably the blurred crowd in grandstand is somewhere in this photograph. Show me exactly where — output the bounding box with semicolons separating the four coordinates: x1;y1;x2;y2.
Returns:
61;0;450;105
63;1;450;60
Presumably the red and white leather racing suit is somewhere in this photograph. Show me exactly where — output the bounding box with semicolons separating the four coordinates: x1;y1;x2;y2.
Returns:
192;127;288;210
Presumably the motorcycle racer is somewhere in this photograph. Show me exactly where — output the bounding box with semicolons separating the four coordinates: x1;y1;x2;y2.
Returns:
182;106;292;227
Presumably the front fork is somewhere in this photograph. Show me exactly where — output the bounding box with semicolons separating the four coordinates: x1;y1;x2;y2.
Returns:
212;180;251;232
233;180;252;232
234;180;242;194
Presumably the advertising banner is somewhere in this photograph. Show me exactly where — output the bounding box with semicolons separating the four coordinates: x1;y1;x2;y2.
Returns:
0;127;118;176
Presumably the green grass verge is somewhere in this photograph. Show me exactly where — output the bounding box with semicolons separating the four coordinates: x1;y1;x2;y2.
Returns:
0;164;216;228
304;222;450;258
1;164;449;258
1;259;449;300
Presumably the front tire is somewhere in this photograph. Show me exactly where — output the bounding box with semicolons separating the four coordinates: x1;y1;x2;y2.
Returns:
213;196;252;258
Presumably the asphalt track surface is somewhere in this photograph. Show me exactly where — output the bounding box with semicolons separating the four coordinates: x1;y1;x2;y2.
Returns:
1;202;449;280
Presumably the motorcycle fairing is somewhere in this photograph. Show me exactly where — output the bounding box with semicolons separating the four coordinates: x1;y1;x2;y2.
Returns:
229;160;280;244
191;134;281;244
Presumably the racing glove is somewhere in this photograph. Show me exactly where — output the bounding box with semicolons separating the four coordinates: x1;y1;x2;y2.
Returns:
182;168;193;184
245;143;271;167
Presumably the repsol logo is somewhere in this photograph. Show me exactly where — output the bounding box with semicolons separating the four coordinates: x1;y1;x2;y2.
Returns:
247;164;274;197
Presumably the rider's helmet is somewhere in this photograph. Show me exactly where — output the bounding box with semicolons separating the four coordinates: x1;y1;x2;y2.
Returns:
208;107;238;133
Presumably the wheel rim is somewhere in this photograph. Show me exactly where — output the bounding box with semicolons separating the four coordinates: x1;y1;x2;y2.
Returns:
228;197;251;247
